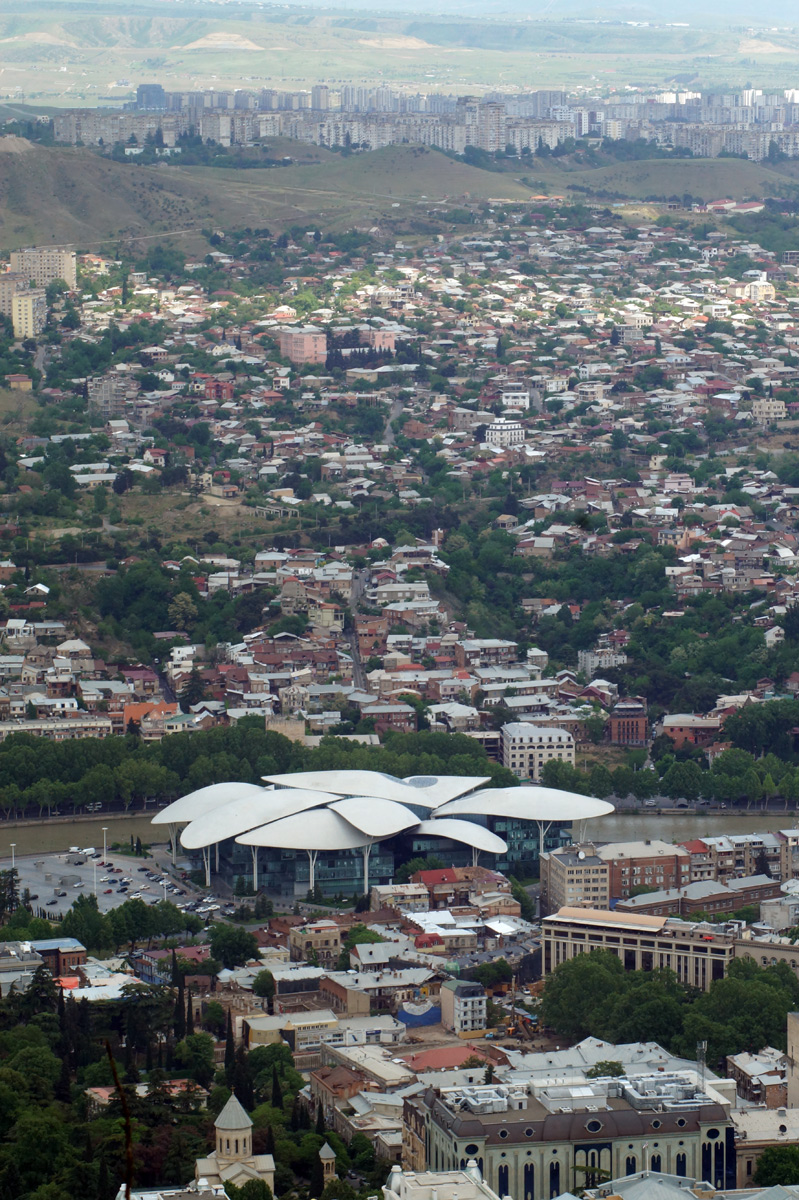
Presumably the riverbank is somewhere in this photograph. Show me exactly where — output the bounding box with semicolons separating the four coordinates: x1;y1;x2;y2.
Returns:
0;813;165;860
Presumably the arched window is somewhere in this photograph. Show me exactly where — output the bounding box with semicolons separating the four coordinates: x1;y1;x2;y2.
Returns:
498;1165;509;1196
626;1157;636;1175
651;1155;662;1172
525;1161;535;1200
676;1154;687;1177
550;1161;560;1197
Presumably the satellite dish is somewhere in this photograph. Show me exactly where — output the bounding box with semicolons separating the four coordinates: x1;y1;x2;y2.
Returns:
577;850;586;860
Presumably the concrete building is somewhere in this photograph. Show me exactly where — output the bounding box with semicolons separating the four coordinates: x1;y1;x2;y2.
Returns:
439;979;487;1037
542;907;735;991
383;1162;504;1200
0;273;30;317
288;919;342;967
278;329;327;365
616;875;781;918
9;247;77;290
500;722;575;781
11;289;47;339
539;846;609;915
608;699;648;746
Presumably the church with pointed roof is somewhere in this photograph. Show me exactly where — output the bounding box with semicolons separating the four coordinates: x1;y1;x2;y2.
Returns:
194;1093;275;1193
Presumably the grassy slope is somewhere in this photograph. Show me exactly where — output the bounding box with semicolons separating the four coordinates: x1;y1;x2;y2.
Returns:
0;141;531;249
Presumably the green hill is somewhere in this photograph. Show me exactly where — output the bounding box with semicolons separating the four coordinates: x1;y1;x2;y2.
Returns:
563;157;799;203
0;139;531;250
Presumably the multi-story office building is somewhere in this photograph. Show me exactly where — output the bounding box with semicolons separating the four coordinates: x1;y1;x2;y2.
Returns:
9;247;77;290
542;906;736;991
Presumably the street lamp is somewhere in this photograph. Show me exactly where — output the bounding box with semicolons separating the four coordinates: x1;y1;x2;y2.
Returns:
102;827;108;861
10;844;15;870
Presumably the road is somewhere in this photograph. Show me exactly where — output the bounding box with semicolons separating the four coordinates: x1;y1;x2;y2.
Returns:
383;397;404;447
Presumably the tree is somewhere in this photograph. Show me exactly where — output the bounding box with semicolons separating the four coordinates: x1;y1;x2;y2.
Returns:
209;925;259;970
168;592;199;632
271;1065;282;1109
586;1060;624;1078
178;667;206;713
252;969;275;1010
753;1146;799;1186
225;1009;235;1080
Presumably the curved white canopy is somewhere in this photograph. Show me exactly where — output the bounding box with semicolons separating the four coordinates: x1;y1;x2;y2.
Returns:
436;786;615;822
329;796;419;838
180;789;339;850
153;782;266;826
238;808;371;851
415;818;507;855
401;775;492;808
262;769;427;806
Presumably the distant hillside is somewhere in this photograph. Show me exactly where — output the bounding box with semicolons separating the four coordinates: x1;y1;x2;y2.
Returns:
2;137;796;251
0;140;530;250
562;157;799;203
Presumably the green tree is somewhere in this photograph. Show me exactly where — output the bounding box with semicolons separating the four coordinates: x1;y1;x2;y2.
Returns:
208;925;259;970
753;1146;799;1186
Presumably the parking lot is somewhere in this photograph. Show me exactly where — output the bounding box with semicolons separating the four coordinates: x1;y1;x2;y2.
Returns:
3;848;196;919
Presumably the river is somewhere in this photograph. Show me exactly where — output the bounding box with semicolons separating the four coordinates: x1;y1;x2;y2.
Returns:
0;813;161;860
0;808;795;867
582;810;799;845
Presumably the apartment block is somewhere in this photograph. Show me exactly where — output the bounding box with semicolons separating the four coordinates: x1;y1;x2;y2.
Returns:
539;845;609;914
0;273;30;317
278;329;327;365
9;247;77;290
11;289;47;339
500;721;575;781
439;979;487;1036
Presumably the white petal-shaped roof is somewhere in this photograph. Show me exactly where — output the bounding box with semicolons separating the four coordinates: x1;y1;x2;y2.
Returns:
436;786;615;822
152;782;266;826
180;789;339;849
415;818;508;854
237;808;370;851
329;796;419;838
402;775;492;808
262;769;428;806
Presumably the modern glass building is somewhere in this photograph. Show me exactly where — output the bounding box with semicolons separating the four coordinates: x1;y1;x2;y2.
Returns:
152;772;614;898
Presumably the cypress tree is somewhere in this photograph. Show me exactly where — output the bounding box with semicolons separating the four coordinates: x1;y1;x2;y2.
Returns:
224;1008;235;1079
271;1065;282;1110
186;988;195;1036
316;1104;325;1135
55;1055;71;1103
310;1150;326;1199
173;990;186;1041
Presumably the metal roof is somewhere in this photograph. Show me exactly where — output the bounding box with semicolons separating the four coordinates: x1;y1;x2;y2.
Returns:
436;786;615;822
401;775;492;808
180;788;339;849
416;818;507;854
329;796;419;838
262;769;428;806
237;808;371;851
152;782;266;826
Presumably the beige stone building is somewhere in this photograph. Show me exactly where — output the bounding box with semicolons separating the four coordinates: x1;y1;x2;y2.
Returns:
289;919;342;966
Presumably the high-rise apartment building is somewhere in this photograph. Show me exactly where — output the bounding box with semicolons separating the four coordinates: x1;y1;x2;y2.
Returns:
11;290;47;339
9;248;77;290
